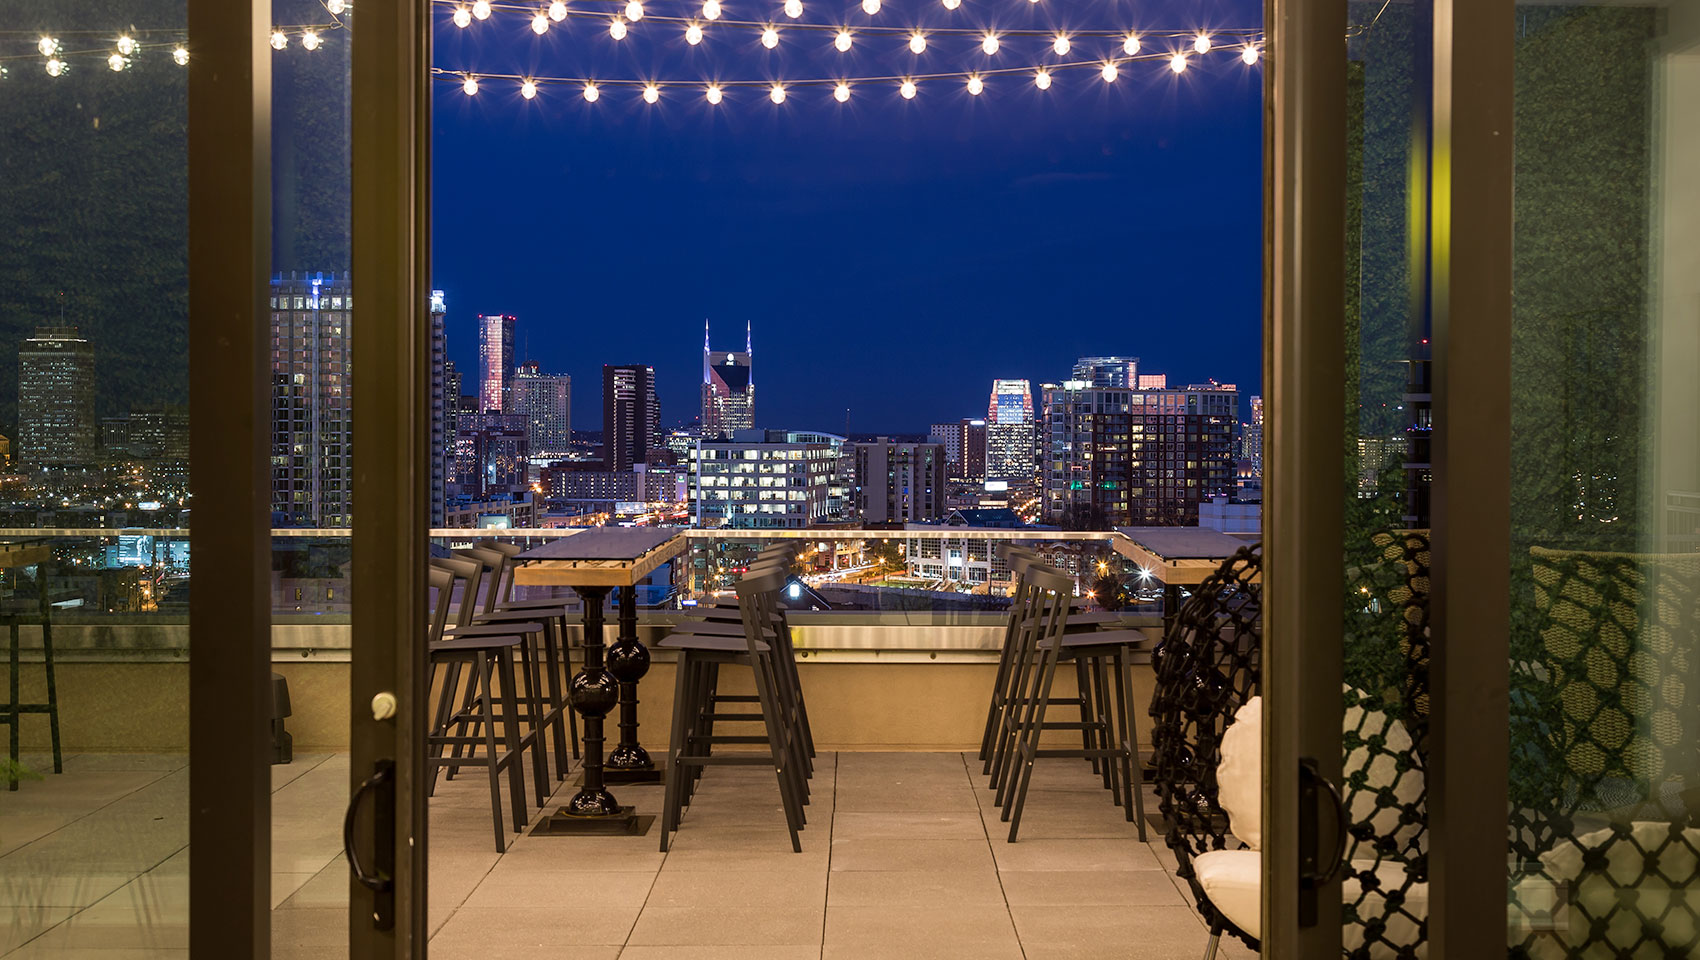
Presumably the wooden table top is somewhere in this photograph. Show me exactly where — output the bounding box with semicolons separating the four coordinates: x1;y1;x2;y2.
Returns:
512;527;688;588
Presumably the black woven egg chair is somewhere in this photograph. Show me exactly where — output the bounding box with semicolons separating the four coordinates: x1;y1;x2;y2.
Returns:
1148;543;1264;955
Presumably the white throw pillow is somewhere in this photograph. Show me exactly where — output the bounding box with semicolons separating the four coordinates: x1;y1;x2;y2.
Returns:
1216;696;1263;850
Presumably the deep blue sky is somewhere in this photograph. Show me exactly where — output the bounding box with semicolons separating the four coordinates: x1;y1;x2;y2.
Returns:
431;0;1264;433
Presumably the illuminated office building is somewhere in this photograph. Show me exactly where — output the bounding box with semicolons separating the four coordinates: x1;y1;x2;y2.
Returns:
701;319;754;439
477;312;516;413
17;326;96;467
985;379;1035;484
270;273;352;527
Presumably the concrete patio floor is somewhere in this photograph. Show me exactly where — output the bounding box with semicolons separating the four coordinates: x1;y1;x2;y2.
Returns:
3;750;1255;959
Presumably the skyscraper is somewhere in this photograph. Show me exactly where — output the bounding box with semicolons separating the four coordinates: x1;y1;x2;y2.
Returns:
1243;395;1264;480
1071;356;1140;388
1127;383;1239;525
701;319;754;439
603;364;660;472
477;312;516;413
430;290;447;527
1041;380;1135;527
986;379;1035;484
270;273;353;527
513;361;572;457
855;440;947;524
17;326;95;466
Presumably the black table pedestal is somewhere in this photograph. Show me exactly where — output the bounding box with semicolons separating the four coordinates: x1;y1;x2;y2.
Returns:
604;586;660;785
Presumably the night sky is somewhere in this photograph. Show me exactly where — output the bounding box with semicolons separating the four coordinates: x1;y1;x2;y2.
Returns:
430;0;1264;434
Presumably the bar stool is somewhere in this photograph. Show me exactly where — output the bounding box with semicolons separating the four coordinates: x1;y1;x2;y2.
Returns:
657;565;809;853
476;539;581;767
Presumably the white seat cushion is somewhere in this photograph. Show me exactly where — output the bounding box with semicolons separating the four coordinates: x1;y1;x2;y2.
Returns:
1193;849;1262;937
1192;848;1429;956
1216;697;1263;850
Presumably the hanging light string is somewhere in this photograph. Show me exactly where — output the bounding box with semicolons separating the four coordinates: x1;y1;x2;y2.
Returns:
0;20;343;70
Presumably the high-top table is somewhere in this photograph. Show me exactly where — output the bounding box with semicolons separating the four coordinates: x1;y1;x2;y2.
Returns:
513;527;686;835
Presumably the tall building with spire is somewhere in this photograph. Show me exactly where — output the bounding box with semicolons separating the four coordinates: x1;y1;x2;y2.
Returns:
701;319;754;439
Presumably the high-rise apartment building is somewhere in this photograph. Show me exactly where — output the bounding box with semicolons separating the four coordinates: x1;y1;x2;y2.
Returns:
430;290;447;527
129;406;189;461
986;379;1035;484
702;319;754;439
1072;356;1140;388
17;326;95;466
1041;381;1135;527
928;422;962;467
928;418;988;482
513;362;572;457
1127;383;1239;525
443;359;462;507
1242;395;1264;479
855;440;947;524
690;430;836;529
602;364;660;472
477;312;516;413
270;273;352;526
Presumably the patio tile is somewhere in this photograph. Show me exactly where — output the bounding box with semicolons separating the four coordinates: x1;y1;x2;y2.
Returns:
998;869;1187;907
625;904;825;946
826;869;1006;907
828;838;995;873
618;947;821;960
991;837;1161;872
432;902;641;947
645;869;826;909
825;904;1022;957
828;811;987;841
1011;904;1213;960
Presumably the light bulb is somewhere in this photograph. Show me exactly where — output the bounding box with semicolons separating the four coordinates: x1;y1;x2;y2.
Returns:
908;31;925;54
270;31;288;49
453;6;472;27
834;29;852;52
531;13;548;34
1122;34;1140;55
1101;62;1118;82
583;82;599;102
116;35;136;56
1052;35;1069;56
328;0;348;13
38;37;57;57
462;75;479;95
302;30;322;50
784;0;802;17
980;33;998;55
899;78;916;99
686;23;703;44
706;84;723;104
643;84;660;103
610;17;627;38
173;46;189;65
967;75;983;95
625;1;643;20
521;79;537;99
1034;69;1051;90
108;53;126;71
1169;53;1187;73
1193;33;1211;54
861;0;880;14
942;0;959;8
761;26;779;48
1241;44;1259;64
834;81;850;102
549;0;568;20
473;0;492;19
45;58;63;77
770;83;786;104
702;0;721;18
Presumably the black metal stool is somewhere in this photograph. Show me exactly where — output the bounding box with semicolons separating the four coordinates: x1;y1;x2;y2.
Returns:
4;611;61;791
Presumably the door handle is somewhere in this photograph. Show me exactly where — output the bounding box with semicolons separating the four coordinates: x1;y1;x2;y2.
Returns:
1297;756;1349;928
343;757;395;930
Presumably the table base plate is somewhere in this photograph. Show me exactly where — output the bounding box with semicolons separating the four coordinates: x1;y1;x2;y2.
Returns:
532;805;654;837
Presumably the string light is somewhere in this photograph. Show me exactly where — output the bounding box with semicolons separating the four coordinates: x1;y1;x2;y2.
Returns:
1034;68;1050;90
1241;44;1259;64
1193;33;1212;54
302;30;322;50
1123;34;1140;55
173;46;189;65
1100;61;1117;82
966;74;983;95
643;83;660;102
329;0;348;13
769;82;786;103
531;12;549;34
834;29;852;52
270;30;288;49
472;0;491;19
1169;52;1187;73
980;33;999;55
462;74;479;94
784;0;803;18
908;31;926;53
624;1;643;21
38;37;58;57
549;0;568;20
861;0;880;15
453;5;472;27
521;78;537;98
942;0;959;8
686;23;703;44
1051;34;1069;56
107;53;127;71
706;83;723;103
899;77;916;99
702;0;720;18
833;80;850;101
761;26;779;48
45;57;64;77
609;17;627;38
115;35;137;56
583;81;599;101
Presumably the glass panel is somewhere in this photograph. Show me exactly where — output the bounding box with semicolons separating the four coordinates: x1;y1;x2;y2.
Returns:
268;0;353;952
1505;2;1700;955
0;1;193;955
